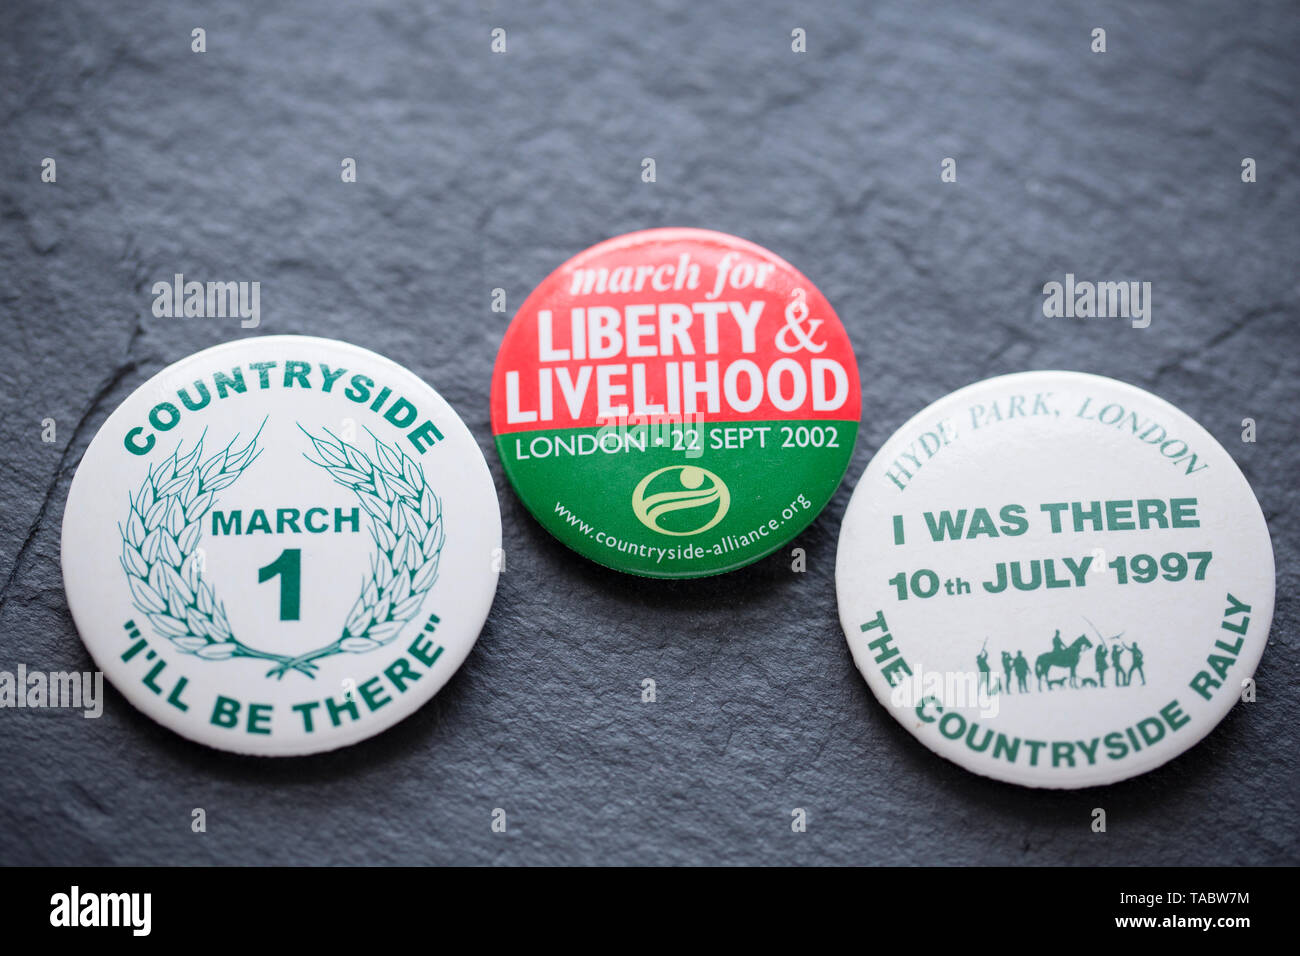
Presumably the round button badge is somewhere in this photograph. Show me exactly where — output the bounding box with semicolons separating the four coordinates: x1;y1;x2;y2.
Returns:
61;336;501;756
836;371;1274;788
491;228;862;577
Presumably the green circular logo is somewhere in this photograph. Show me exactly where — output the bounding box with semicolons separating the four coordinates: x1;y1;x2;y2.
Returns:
632;465;731;536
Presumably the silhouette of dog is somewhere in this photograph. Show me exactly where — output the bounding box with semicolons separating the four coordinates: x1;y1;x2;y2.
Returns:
1081;678;1098;688
1047;678;1067;689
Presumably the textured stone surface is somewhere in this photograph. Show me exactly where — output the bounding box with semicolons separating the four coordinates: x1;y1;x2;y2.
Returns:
0;0;1296;865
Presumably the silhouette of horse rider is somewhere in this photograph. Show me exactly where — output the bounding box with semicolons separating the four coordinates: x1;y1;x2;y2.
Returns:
1036;630;1093;690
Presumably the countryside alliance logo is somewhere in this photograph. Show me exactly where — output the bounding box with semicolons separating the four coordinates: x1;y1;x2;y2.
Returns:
631;464;730;535
120;422;445;680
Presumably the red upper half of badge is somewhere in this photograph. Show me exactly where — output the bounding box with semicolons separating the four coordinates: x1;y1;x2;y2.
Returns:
491;229;862;434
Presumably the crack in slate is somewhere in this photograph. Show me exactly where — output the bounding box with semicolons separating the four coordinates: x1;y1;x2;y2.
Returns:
0;351;141;615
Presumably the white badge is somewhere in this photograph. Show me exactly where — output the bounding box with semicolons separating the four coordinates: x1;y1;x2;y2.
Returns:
836;371;1274;787
61;336;501;755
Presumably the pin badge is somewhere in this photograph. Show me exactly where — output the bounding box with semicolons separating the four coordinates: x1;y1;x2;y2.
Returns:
491;228;862;577
61;336;501;755
836;371;1274;787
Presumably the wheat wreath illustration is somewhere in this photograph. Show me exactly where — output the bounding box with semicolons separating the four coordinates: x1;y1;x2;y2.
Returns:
119;421;445;680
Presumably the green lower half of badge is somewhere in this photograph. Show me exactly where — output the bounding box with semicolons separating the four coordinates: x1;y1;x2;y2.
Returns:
496;419;858;578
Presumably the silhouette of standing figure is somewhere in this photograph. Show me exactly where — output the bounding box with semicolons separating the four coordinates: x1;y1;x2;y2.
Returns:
976;646;991;692
1001;651;1014;695
1095;642;1108;688
1128;642;1146;686
1111;643;1126;686
1013;651;1030;693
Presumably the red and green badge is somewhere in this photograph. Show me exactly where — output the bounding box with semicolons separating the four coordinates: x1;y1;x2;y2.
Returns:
491;228;861;578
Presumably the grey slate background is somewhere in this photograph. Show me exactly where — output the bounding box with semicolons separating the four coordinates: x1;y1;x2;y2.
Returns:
1;0;1297;866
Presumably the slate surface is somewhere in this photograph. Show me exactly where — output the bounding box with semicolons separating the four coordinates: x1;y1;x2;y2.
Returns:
0;0;1296;866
